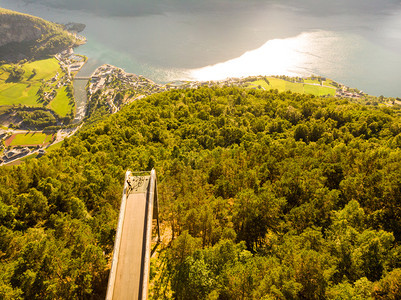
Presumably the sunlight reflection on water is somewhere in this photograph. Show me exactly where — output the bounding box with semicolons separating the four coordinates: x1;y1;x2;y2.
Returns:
2;0;401;96
186;31;348;82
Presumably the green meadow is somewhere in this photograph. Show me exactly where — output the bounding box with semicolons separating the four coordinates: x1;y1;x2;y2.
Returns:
21;58;61;81
51;86;72;117
0;82;42;106
9;132;53;146
304;84;337;96
249;76;337;96
45;141;63;152
0;58;75;117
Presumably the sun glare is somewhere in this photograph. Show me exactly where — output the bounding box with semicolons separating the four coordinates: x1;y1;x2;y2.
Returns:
188;31;340;81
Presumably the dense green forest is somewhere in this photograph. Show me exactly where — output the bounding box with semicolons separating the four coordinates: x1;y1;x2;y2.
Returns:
2;86;401;299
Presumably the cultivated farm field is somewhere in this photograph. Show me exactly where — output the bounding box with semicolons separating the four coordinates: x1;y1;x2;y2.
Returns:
0;58;74;117
249;76;337;96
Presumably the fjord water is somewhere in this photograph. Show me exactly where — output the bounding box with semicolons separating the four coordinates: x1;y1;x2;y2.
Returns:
1;0;401;97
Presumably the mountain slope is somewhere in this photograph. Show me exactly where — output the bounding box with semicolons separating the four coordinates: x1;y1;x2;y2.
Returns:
0;7;81;62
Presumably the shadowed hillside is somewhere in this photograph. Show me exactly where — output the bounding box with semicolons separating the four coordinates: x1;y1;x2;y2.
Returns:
0;7;82;62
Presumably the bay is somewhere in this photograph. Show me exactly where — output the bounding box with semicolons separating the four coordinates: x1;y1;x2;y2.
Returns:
1;0;401;97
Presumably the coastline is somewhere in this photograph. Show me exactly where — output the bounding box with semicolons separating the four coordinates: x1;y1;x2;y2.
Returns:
84;63;375;117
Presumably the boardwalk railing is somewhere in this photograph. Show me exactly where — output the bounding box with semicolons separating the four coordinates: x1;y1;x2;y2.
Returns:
106;169;159;300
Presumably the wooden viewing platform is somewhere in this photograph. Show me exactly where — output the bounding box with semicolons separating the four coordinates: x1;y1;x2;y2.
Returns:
106;170;160;300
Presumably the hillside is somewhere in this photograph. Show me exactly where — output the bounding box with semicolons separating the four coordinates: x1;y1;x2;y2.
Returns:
0;7;81;62
2;87;401;298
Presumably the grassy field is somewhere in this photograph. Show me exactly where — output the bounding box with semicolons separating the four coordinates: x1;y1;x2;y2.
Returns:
0;82;42;106
0;58;62;107
46;141;63;152
0;58;75;117
304;84;336;96
249;77;337;96
21;59;61;81
6;132;53;147
51;86;72;117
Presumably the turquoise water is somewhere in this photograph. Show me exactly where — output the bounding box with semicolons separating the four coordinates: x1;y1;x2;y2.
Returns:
1;0;401;97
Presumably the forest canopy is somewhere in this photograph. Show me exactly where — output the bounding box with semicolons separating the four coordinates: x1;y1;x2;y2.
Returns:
1;86;401;299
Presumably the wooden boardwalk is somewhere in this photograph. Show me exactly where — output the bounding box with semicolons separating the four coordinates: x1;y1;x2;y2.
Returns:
106;171;158;300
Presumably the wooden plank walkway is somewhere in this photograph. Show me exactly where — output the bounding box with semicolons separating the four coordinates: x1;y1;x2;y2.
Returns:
112;191;148;299
106;171;157;300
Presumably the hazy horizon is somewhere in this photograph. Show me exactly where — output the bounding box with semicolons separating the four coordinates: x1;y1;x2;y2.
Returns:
20;0;401;17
